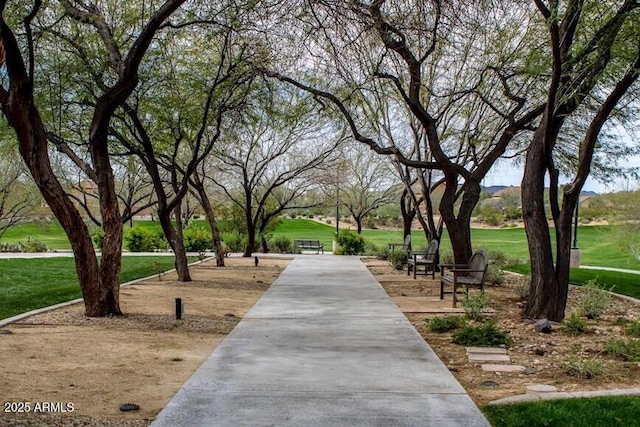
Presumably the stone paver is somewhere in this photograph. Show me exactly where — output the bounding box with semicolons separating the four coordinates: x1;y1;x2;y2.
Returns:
150;256;490;426
481;364;526;373
468;353;511;363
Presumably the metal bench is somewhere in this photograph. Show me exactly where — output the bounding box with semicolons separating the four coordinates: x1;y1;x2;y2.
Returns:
407;239;439;279
294;239;324;254
440;249;489;308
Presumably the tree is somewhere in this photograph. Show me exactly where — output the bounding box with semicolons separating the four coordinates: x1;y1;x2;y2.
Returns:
0;0;185;316
522;0;640;321
340;144;400;233
211;83;344;256
263;1;545;263
110;21;253;281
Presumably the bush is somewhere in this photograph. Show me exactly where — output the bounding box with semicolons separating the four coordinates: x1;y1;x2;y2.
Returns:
513;276;530;300
362;241;381;257
222;231;247;252
484;249;506;285
21;237;47;253
564;354;604;379
388;249;408;270
577;279;613;320
462;291;490;321
124;227;160;252
375;245;390;261
428;316;466;333
271;235;293;253
452;322;511;347
337;229;365;255
624;320;640;337
604;338;640;362
91;228;104;250
563;311;587;336
0;242;22;252
183;226;211;252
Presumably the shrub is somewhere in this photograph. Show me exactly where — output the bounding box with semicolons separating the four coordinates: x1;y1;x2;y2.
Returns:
388;249;408;270
21;237;47;253
604;338;640;362
484;249;506;285
624;321;640;337
563;311;587;336
564;354;604;379
183;226;211;252
577;279;613;320
363;241;381;257
91;228;104;250
271;235;293;253
0;242;22;252
337;229;365;255
439;250;454;265
376;245;390;261
124;227;158;252
513;276;530;300
222;231;247;252
428;316;466;333
462;291;490;321
452;322;511;347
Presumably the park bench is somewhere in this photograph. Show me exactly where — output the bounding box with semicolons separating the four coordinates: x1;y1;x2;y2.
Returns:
388;234;411;253
407;239;439;279
440;249;489;308
294;239;324;254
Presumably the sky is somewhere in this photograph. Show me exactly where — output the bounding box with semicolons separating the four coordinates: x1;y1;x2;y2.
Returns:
482;157;640;194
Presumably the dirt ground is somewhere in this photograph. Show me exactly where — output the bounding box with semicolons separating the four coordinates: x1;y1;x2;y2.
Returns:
364;258;640;406
2;255;638;426
0;257;289;427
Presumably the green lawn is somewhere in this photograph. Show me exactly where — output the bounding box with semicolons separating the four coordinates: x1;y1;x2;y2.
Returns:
483;396;640;427
507;264;640;299
0;256;194;320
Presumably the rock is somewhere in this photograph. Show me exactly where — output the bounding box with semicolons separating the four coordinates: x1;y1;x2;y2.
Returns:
481;380;499;387
447;365;458;372
523;368;536;375
535;348;546;356
0;329;13;335
534;318;553;333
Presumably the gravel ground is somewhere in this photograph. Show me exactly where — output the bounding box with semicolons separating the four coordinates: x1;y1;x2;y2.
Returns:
0;414;151;427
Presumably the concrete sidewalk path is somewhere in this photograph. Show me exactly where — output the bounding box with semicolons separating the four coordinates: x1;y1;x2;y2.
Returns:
151;256;490;426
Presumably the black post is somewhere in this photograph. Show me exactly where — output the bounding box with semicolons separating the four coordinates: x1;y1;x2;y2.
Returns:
175;298;182;320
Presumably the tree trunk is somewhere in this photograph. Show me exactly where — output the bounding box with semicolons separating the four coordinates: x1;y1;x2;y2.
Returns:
438;176;475;264
244;222;256;257
194;184;225;267
400;190;416;239
356;215;363;234
159;210;191;281
4;68;119;317
522;128;566;321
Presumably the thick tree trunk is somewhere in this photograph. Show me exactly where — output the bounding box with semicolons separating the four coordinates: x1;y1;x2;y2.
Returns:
244;222;256;257
438;177;477;264
400;191;416;239
159;210;191;281
4;72;119;317
356;216;363;234
522;128;566;321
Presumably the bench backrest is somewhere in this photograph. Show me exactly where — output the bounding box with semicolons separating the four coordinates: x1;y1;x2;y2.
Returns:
423;239;438;260
402;234;411;251
467;250;489;282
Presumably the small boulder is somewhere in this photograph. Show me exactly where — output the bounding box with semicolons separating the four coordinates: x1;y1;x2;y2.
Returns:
534;318;553;333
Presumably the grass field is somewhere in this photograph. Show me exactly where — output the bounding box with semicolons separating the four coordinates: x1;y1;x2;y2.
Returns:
0;256;194;320
2;218;639;271
483;396;640;427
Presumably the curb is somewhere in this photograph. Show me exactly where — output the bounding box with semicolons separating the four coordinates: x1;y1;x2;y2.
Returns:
488;387;640;405
0;257;212;328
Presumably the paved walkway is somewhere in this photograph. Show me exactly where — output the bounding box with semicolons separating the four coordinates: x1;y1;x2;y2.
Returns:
151;256;489;426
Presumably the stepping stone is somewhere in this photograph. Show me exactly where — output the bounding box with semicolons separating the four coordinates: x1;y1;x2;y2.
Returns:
468;353;511;363
526;384;558;394
466;347;507;355
482;364;526;373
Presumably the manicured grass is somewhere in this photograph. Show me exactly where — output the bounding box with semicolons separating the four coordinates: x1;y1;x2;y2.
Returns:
0;256;194;320
1;221;71;249
506;264;640;299
483;396;640;427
